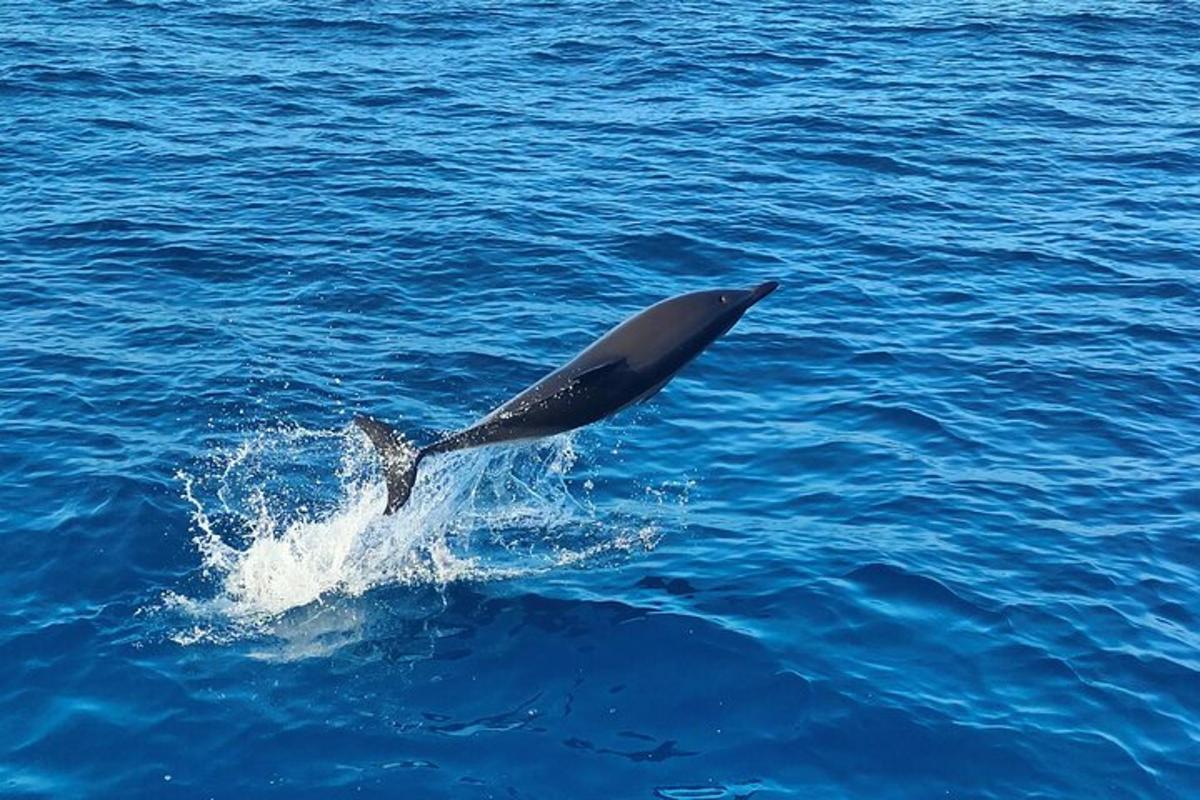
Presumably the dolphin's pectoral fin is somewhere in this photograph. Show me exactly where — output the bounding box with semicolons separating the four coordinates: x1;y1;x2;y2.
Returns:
549;358;637;410
521;358;629;410
566;358;628;389
354;415;424;514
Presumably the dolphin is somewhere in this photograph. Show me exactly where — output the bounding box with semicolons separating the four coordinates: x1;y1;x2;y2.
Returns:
355;281;778;513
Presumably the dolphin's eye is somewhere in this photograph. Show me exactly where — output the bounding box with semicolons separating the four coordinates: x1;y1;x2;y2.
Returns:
719;295;728;304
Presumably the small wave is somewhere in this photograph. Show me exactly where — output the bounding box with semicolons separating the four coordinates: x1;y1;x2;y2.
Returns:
159;424;666;642
843;562;997;622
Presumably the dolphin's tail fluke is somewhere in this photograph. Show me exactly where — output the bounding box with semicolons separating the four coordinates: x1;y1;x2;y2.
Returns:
353;415;424;514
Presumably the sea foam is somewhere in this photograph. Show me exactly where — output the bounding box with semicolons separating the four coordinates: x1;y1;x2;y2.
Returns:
163;424;669;642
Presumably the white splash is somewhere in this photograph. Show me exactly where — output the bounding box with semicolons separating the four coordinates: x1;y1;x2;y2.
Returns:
162;423;675;643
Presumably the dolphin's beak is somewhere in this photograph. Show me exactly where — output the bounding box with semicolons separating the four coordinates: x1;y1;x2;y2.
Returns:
745;280;779;306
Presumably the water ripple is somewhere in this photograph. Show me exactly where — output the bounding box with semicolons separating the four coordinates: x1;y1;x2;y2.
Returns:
2;0;1198;797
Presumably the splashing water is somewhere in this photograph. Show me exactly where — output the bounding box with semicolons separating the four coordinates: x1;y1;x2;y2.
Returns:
164;424;674;640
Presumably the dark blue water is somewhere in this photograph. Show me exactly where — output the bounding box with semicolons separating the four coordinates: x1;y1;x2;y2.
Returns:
3;1;1199;797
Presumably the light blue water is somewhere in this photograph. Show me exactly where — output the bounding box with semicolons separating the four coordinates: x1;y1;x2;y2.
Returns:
2;2;1199;797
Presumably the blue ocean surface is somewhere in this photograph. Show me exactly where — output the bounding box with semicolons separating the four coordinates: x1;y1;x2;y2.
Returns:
2;1;1198;797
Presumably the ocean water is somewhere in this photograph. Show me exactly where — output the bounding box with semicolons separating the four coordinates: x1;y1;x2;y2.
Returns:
2;1;1198;797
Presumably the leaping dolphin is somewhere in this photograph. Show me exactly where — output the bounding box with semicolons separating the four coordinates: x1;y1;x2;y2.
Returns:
356;281;779;514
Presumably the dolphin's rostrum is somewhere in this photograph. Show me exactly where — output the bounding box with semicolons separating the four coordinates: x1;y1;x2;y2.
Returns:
356;281;778;514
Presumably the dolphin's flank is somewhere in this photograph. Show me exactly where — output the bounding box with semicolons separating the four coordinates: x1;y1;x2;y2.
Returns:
356;281;779;514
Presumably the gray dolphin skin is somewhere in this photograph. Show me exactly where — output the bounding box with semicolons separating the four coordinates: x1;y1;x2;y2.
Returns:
355;281;779;514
